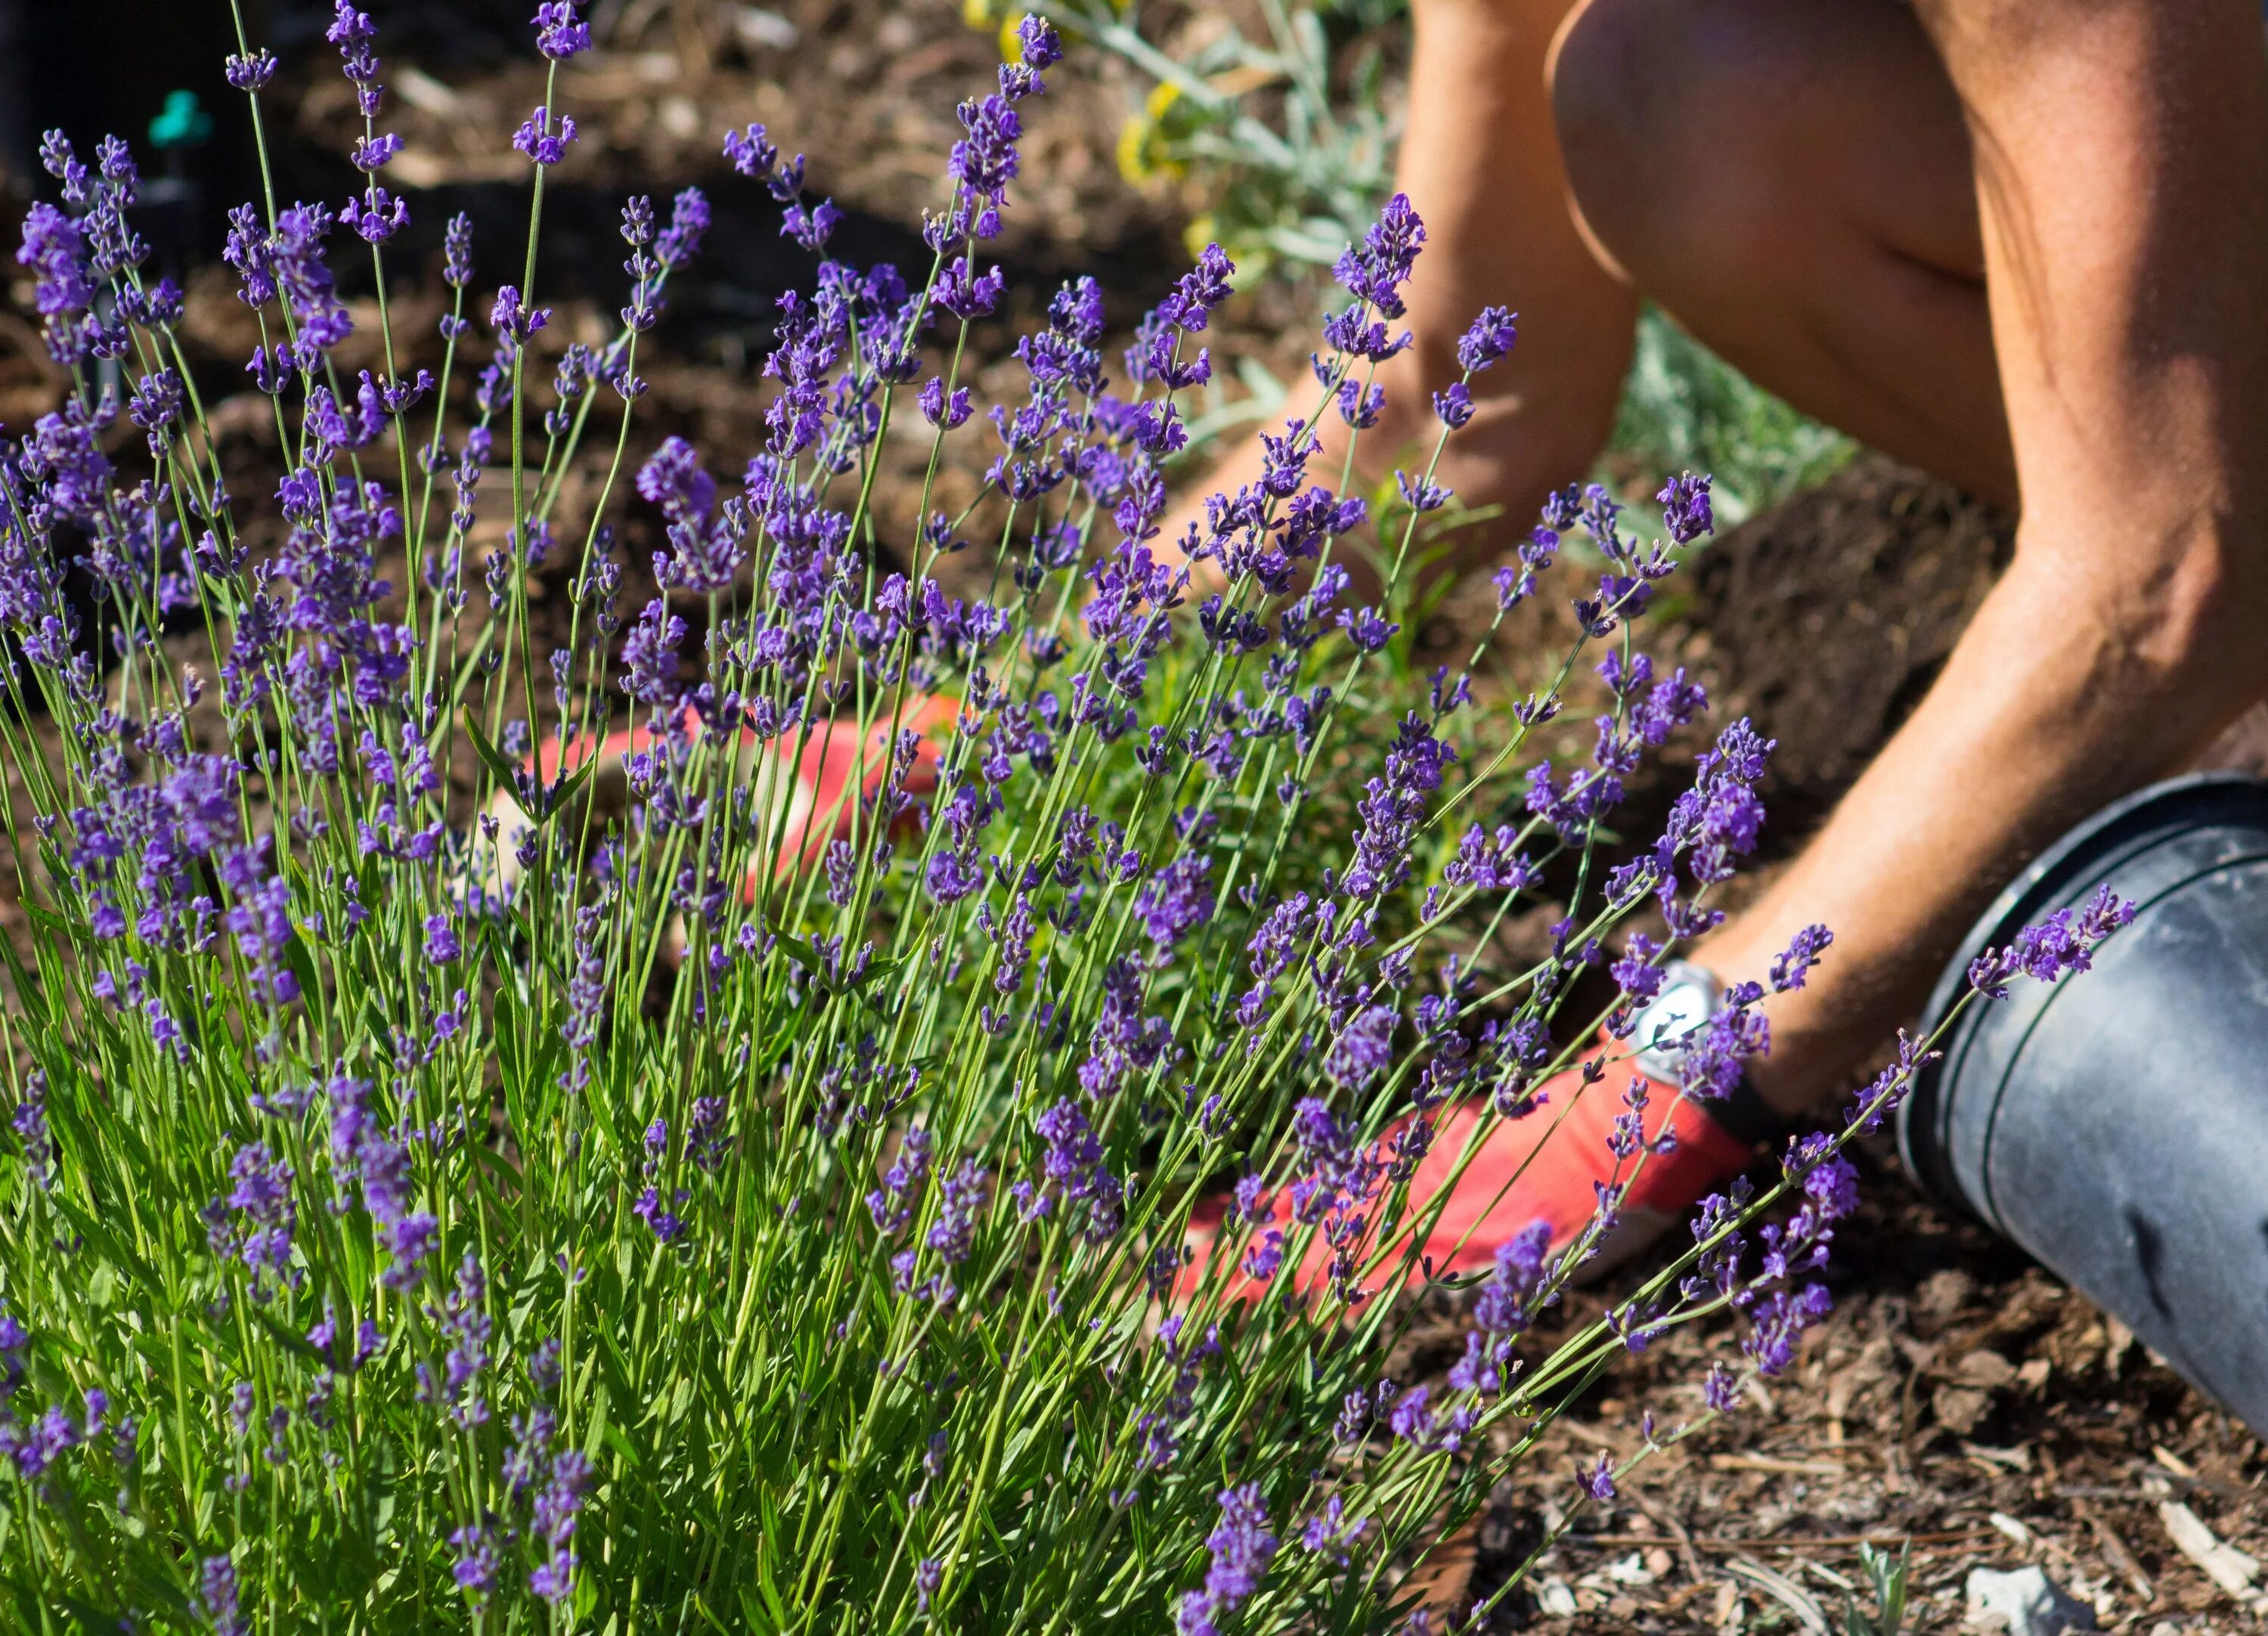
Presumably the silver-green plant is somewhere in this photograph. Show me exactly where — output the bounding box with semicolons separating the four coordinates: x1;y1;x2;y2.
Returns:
1840;1541;1913;1636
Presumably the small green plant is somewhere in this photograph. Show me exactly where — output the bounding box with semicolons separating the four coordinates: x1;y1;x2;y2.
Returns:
1840;1541;1913;1636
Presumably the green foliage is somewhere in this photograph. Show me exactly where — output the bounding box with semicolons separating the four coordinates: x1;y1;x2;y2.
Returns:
1839;1541;1913;1636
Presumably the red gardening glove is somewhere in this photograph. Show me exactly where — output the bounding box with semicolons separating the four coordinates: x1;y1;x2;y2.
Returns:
1179;1040;1759;1305
499;693;957;895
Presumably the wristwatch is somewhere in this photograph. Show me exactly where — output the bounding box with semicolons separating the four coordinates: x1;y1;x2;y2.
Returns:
1626;958;1790;1150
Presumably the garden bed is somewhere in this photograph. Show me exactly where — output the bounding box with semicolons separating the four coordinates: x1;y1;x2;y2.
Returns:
7;1;2263;1626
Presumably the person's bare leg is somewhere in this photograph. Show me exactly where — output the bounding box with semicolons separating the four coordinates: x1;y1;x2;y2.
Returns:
1169;0;2018;575
1551;0;2015;507
1681;0;2268;1113
1163;0;1639;572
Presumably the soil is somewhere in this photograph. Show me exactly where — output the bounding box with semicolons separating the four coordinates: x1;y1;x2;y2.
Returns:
9;2;2266;1628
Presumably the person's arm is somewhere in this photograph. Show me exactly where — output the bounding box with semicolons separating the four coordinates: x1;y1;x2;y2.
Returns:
1702;0;2268;1111
1167;0;1636;568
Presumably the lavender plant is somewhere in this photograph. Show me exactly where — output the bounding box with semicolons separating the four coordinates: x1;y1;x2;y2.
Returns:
0;5;2123;1628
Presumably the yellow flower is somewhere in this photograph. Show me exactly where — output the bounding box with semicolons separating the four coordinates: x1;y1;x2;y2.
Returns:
1115;82;1187;185
962;0;1003;30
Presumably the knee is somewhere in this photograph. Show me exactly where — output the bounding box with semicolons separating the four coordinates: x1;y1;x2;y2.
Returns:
1548;0;1809;288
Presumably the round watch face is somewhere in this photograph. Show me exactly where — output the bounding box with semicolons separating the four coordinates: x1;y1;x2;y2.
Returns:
1631;974;1714;1074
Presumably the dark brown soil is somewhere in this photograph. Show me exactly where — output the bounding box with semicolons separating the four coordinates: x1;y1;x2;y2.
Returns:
1424;1145;2268;1632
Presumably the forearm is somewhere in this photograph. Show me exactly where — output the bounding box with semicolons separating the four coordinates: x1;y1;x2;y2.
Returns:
1699;547;2266;1109
1701;0;2268;1108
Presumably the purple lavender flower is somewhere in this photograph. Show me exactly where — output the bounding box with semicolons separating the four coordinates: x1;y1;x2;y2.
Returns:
1019;14;1063;68
919;376;972;429
1176;1484;1278;1636
935;256;1005;321
533;2;592;59
1657;472;1714;544
1325;1008;1396;1090
687;1096;729;1172
211;1140;296;1288
1675;985;1769;1102
658;186;709;268
634;1185;687;1244
1783;1132;1861;1222
529;1449;593;1603
1033;1099;1119;1238
1134;855;1215;950
1388;1385;1476;1454
1450;1220;1552;1392
199;1553;244;1636
1077;957;1173;1100
1743;1282;1833;1377
512;107;580;167
225;50;279;92
926;1160;988;1266
1396;470;1449;513
948;95;1024;227
1968;884;2135;997
266;202;354;364
1458;305;1517;371
438;1254;492;1426
1300;1494;1371;1566
1770;925;1834;993
451;1521;500;1606
723;124;804;200
350;133;403;174
867;1126;934;1233
11;1071;51;1190
422;913;461;965
1342;714;1458;896
491;284;549;343
327;2;385;116
1138;1316;1220;1470
621;600;686;704
328;1077;437;1291
443;212;475;290
1334;194;1425;320
1611;931;1666;1009
17;203;89;323
636;437;717;522
0;1309;25;1398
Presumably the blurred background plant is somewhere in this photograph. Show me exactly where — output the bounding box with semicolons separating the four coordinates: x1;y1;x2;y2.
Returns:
976;0;1853;525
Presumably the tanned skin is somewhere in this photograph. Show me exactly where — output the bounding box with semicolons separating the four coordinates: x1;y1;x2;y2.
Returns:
1175;0;2268;1114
